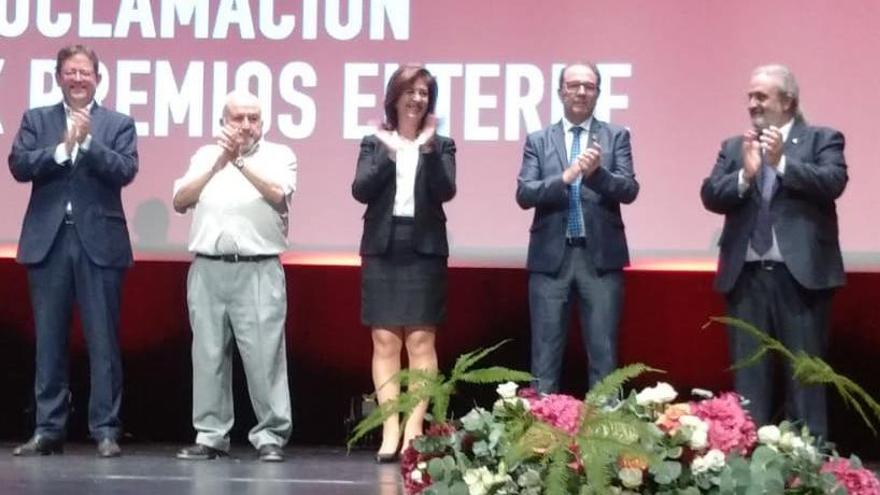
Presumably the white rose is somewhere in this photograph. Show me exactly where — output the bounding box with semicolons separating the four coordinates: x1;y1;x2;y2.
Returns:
411;469;423;483
463;468;481;485
757;425;781;445
618;467;644;488
496;381;519;399
679;415;705;428
636;382;678;406
779;431;796;451
691;455;709;475
653;382;678;403
704;449;726;470
689;427;708;450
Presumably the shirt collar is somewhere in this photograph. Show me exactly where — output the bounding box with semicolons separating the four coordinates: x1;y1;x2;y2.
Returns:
779;118;794;142
63;100;95;117
562;116;593;135
240;140;261;158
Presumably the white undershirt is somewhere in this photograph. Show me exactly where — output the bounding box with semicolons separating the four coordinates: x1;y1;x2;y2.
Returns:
393;134;419;217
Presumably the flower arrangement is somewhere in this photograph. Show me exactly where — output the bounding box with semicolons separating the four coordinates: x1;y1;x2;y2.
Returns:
399;380;879;494
350;322;880;494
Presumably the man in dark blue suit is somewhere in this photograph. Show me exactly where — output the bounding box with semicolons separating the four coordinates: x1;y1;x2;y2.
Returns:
517;62;639;394
8;44;138;457
701;64;846;439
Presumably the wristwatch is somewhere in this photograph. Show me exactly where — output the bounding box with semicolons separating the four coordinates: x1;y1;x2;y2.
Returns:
233;157;245;170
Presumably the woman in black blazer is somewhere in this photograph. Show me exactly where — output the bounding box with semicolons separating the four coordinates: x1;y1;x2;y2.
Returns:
351;65;456;462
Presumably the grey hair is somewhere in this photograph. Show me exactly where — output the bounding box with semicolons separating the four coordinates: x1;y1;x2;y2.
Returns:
223;90;261;117
752;64;802;118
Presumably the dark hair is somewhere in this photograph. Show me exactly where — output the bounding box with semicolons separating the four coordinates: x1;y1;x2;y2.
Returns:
383;65;438;131
55;44;100;75
558;62;602;91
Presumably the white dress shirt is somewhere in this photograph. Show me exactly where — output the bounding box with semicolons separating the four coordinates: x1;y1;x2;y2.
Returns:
392;133;419;217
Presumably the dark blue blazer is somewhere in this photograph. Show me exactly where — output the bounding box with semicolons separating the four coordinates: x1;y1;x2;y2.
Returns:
516;119;639;274
9;102;138;268
352;134;456;257
700;118;847;293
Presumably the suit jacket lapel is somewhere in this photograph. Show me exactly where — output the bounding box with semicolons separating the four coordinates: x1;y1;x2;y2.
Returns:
49;103;67;147
550;122;567;172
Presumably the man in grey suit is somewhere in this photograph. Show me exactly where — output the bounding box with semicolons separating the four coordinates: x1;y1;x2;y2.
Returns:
701;64;847;439
517;62;639;394
9;44;138;457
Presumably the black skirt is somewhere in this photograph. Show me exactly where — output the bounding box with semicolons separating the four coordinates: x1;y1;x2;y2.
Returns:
361;218;448;327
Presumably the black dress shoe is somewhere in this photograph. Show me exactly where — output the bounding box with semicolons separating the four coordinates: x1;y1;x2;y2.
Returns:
258;444;284;462
97;438;121;458
12;436;63;456
375;452;399;464
176;444;227;460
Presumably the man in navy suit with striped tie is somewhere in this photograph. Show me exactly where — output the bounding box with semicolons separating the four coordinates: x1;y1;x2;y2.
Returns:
9;44;138;457
517;62;639;394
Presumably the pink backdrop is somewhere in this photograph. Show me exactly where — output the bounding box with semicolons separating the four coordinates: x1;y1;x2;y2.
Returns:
1;0;878;267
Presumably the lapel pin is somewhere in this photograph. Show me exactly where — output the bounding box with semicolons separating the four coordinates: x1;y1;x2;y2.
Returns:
791;137;799;144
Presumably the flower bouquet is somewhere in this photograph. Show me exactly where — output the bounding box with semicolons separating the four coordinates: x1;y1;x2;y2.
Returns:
349;321;880;494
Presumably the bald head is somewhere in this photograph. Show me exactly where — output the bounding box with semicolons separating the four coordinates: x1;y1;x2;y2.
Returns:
222;90;263;148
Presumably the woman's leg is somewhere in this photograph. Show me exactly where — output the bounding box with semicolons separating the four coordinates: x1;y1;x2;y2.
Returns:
401;326;438;450
372;326;404;455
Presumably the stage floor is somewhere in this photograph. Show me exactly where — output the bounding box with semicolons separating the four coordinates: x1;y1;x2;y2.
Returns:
0;444;403;495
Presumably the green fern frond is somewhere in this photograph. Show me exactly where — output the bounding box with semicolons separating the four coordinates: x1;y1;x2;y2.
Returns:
347;393;422;448
544;446;573;495
585;363;662;406
450;339;512;378
457;367;532;384
429;383;455;422
705;316;880;435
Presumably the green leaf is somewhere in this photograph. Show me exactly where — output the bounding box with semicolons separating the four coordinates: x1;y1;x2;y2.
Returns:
585;363;663;406
450;340;512;378
457;367;532;384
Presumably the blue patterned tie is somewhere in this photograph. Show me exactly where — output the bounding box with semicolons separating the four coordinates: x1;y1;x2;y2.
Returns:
750;157;776;255
567;126;585;239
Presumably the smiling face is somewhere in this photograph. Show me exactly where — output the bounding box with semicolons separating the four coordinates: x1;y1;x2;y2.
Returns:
55;53;100;110
748;71;794;129
395;76;430;126
558;64;600;125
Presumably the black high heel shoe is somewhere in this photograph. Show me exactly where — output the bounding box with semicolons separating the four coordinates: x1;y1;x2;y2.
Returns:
375;451;399;463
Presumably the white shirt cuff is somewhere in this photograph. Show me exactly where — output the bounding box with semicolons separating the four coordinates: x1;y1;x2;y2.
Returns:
54;143;70;165
776;155;786;175
737;169;750;197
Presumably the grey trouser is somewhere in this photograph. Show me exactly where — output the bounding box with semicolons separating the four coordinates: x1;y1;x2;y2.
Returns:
187;256;292;450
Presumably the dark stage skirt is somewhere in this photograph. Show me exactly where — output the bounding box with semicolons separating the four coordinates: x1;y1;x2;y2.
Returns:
361;217;448;327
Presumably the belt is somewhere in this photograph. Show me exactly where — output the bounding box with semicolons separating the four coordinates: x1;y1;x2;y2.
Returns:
565;237;586;247
196;253;277;263
744;260;785;271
